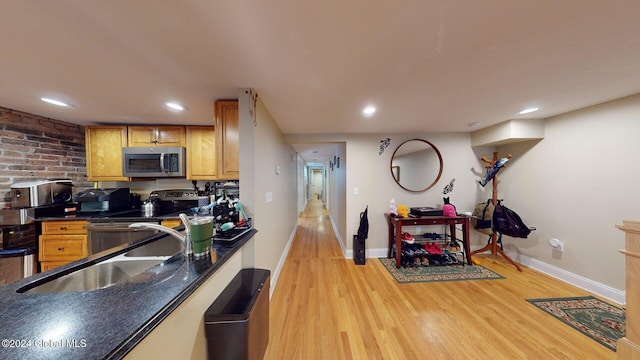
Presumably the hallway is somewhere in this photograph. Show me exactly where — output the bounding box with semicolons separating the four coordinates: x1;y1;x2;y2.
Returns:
264;199;615;359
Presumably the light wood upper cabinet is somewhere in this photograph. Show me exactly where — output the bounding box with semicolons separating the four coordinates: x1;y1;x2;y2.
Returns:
215;100;239;179
127;126;185;147
85;126;129;181
186;126;216;180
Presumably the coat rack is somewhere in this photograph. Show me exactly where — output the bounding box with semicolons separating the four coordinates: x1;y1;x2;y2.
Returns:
471;151;523;272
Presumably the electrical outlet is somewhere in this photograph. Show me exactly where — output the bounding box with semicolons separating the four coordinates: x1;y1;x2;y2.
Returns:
549;238;564;252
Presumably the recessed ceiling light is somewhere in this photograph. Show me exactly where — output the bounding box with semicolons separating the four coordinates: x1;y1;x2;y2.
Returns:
41;97;71;107
518;107;539;115
165;102;185;111
362;106;376;116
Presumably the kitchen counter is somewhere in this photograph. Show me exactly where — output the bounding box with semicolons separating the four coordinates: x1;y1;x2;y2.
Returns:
36;207;194;222
0;228;257;359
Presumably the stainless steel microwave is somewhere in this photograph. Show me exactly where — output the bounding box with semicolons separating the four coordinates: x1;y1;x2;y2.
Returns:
122;147;186;177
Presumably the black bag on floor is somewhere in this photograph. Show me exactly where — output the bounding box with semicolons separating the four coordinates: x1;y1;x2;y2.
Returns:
493;200;531;238
356;206;369;240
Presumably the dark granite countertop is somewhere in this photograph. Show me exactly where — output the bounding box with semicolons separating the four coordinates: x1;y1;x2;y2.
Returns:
0;228;257;359
36;207;196;222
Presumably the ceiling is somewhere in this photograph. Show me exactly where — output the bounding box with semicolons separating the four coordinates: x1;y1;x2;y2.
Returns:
2;1;640;162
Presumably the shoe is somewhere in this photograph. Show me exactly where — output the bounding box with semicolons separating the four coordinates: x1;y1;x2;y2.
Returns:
403;247;415;257
425;243;442;255
427;254;444;266
422;232;442;240
402;232;415;244
445;241;461;252
442;250;455;265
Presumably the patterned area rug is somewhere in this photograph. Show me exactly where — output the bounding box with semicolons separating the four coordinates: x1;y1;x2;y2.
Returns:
527;296;626;351
378;258;504;283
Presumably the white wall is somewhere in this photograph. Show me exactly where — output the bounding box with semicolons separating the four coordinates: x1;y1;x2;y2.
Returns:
496;93;640;291
345;134;483;253
285;133;483;254
239;89;298;279
326;143;346;249
274;94;640;300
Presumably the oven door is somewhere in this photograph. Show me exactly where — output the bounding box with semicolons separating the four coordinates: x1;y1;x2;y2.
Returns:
86;221;159;255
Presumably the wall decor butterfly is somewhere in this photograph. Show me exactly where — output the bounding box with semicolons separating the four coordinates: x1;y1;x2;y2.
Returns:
379;137;391;155
443;178;455;194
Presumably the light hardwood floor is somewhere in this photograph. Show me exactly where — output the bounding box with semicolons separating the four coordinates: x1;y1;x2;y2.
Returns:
264;199;617;359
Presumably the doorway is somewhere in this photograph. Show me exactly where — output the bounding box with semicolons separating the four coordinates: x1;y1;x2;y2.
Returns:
309;168;324;201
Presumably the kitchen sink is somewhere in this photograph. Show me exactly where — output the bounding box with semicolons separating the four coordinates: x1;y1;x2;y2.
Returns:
17;235;184;294
18;258;167;294
125;236;183;257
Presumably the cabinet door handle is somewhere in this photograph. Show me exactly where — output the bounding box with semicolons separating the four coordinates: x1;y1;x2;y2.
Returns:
59;226;67;231
57;247;64;251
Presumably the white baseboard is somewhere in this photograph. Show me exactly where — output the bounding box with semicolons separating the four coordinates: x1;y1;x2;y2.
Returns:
269;224;297;298
328;213;346;257
514;252;626;305
300;212;626;306
345;243;626;306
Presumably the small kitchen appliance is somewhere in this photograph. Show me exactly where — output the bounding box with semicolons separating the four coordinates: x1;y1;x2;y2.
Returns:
148;189;200;215
0;200;74;285
74;188;131;213
10;179;73;208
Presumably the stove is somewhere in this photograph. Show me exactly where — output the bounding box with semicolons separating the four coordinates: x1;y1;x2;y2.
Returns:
149;189;200;215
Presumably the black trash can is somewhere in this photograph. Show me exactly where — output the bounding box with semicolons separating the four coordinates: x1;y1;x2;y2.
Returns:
204;268;270;360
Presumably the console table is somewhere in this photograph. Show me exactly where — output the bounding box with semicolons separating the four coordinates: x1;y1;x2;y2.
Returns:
386;214;472;268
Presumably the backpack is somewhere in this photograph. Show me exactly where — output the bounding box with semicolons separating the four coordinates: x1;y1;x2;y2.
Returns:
492;200;531;238
471;199;494;235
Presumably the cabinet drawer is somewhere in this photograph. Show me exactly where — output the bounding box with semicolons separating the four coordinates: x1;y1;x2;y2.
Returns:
407;219;466;225
39;235;87;261
41;220;88;235
41;261;72;272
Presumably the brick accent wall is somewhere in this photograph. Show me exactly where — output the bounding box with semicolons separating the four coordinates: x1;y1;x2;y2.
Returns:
0;107;91;208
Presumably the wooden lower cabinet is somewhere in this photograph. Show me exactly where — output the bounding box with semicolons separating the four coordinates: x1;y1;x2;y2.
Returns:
41;261;78;272
39;220;88;271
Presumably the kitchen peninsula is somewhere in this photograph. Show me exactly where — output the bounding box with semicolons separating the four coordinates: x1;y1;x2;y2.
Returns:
0;228;257;359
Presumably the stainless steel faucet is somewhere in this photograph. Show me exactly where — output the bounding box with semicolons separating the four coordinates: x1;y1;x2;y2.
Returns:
128;223;192;257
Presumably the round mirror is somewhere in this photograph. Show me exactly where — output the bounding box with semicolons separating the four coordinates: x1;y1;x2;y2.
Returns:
390;139;443;192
